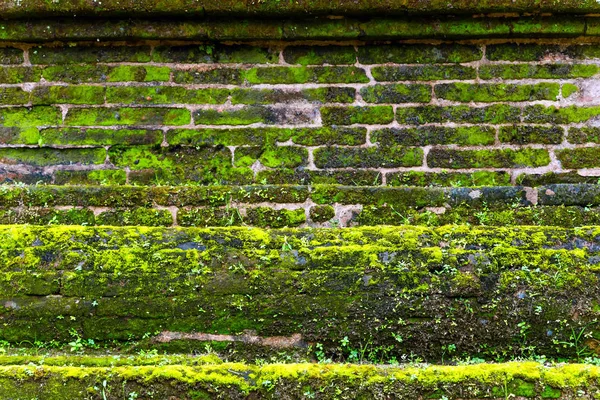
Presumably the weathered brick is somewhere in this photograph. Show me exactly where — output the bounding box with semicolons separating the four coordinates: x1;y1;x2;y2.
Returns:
32;86;105;105
283;127;366;146
0;106;61;127
0;148;106;166
396;105;521;125
193;106;316;126
283;46;356;65
0;208;95;225
499;125;563;144
387;171;511;187
231;87;355;104
0;66;42;83
65;107;190;126
40;128;162;145
53;169;127;185
516;172;600;186
435;83;560;102
168;128;268;146
428;148;550;168
486;44;600;61
177;207;245;227
479;64;599;79
106;87;228;105
371;65;477;81
110;145;252;185
357;44;482;64
245;207;306;228
0;127;40;145
172;68;244;84
321;106;394;125
107;66;171;82
360;84;431;103
42;65;169;83
372;126;495;146
310;205;335;222
96;208;173;226
152;45;278;64
0;47;24;64
0;87;30;105
0;169;51;184
314;146;423;168
256;169;381;185
523;105;600;123
235;146;308;168
244;66;368;84
568;127;600;144
556;148;600;169
30;45;151;64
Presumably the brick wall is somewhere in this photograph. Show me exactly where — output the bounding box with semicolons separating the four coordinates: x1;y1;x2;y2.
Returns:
0;41;598;227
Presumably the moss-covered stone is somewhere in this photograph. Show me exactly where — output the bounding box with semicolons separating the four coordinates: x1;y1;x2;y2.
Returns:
255;169;381;186
245;207;306;227
479;64;599;79
435;83;560;102
53;170;127;185
283;46;356;65
0;87;30;105
42;65;170;83
556;148;600;169
0;148;106;166
486;43;600;61
0;106;61;127
65;107;190;126
244;66;368;84
396;104;521;125
309;205;335;222
372;126;495;146
321;106;393;125
428;148;551;168
358;44;482;64
0;47;23;64
153;44;278;64
96;208;173;226
0;66;42;83
40;128;162;146
30;45;151;64
568;127;600;144
523;105;600;123
314;146;423;168
387;171;511;187
193;106;315;126
31;85;105;105
360;84;431;103
231;87;355;105
371;65;476;81
172;68;244;84
499;125;564;144
106;87;228;105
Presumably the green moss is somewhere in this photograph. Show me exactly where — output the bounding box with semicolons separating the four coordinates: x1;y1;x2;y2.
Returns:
0;106;61;127
499;125;563;144
524;105;600;123
396;104;520;125
435;83;560;102
428;148;550;168
372;126;495;146
245;207;306;227
314;146;423;168
107;65;171;82
480;64;599;79
556;148;600;168
310;205;335;222
321;106;393;125
361;84;431;103
372;65;476;81
106;87;228;105
65;107;190;126
0;148;106;166
40;128;162;146
32;85;105;105
283;46;356;65
358;44;481;64
244;66;368;84
562;83;579;98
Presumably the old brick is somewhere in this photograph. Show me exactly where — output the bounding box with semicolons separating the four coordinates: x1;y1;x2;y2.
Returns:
40;128;162;145
0;148;106;166
153;45;278;64
435;83;560;102
172;68;244;84
244;66;368;84
360;84;431;103
372;65;476;81
106;87;228;105
357;44;482;64
321;106;394;125
65;107;190;126
428;148;550;168
396;105;521;125
32;86;105;105
30;45;151;64
314;146;423;168
193;106;316;126
499;125;563;144
372;126;495;146
556;148;600;169
283;46;356;65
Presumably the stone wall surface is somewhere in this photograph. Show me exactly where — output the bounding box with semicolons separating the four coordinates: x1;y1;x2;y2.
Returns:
0;2;599;398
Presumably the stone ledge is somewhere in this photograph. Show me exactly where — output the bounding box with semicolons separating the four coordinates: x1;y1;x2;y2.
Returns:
0;16;596;42
0;360;593;398
3;0;600;19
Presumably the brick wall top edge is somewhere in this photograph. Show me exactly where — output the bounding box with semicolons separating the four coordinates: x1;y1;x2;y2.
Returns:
3;0;600;19
0;16;597;42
